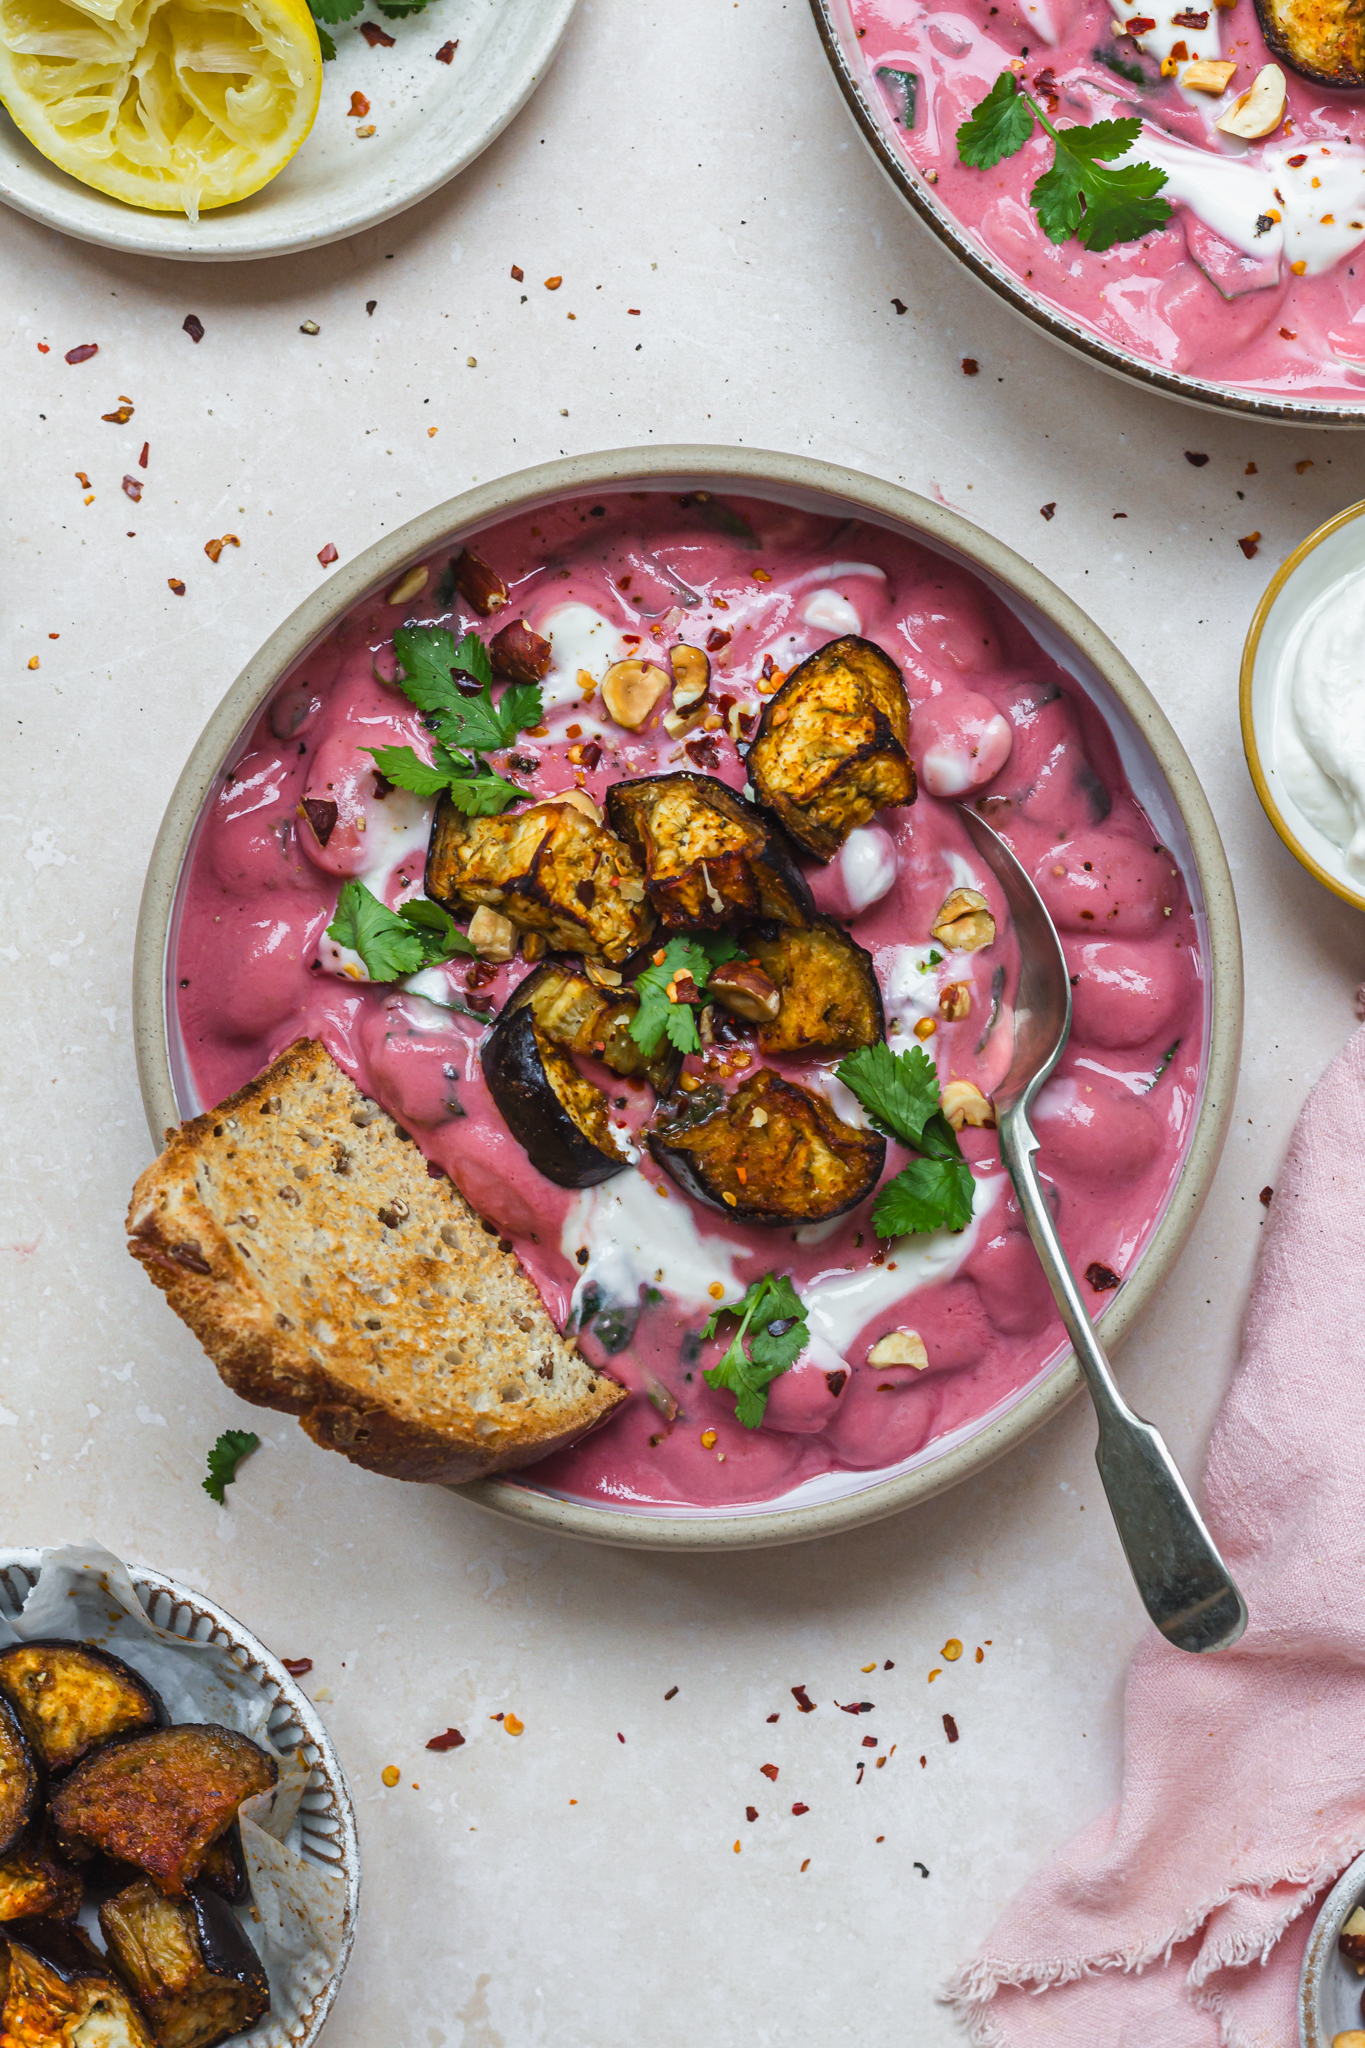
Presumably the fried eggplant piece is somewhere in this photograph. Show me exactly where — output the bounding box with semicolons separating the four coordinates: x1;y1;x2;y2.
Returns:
649;1068;885;1223
1254;0;1365;85
507;963;679;1094
0;1695;38;1861
0;1822;81;1924
747;636;916;860
0;1641;162;1777
1;1920;155;2048
100;1882;270;2048
426;798;654;965
50;1725;277;1896
193;1827;247;1909
482;1008;629;1189
605;772;813;931
747;918;885;1056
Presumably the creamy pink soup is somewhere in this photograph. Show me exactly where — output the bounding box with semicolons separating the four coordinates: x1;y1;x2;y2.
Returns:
848;0;1365;401
174;492;1205;1510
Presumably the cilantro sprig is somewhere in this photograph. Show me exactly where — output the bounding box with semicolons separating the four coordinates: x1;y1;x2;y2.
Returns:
703;1274;809;1429
368;625;543;818
956;72;1170;253
326;881;476;982
835;1042;977;1240
306;0;433;58
203;1429;259;1505
629;935;743;1058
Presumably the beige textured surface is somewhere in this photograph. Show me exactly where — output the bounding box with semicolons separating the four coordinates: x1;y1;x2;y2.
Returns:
3;0;1363;2039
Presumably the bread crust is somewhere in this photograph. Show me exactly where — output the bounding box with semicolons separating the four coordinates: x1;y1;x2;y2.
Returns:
127;1039;624;1484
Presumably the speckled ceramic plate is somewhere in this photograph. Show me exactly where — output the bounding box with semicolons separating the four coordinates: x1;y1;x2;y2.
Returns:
0;0;575;261
0;1548;360;2048
1299;1848;1365;2046
133;444;1243;1550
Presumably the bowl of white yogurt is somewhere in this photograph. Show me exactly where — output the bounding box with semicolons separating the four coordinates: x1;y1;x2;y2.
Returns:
1242;500;1365;912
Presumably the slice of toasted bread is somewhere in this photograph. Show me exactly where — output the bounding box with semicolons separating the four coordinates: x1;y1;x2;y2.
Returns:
127;1038;624;1484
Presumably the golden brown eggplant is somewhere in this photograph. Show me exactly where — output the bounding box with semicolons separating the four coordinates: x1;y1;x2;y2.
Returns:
482;1008;631;1188
426;798;654;964
1254;0;1365;86
605;772;813;931
193;1826;247;1908
0;1821;81;1924
100;1881;270;2048
0;1694;38;1861
747;636;916;860
649;1069;885;1223
50;1725;277;1896
0;1641;162;1777
1;1920;155;2047
746;918;885;1056
507;963;680;1093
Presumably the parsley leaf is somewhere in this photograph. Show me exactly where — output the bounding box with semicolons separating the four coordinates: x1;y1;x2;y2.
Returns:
872;1157;975;1238
956;72;1170;254
834;1042;941;1147
365;742;523;816
313;19;336;55
389;625;542;756
304;0;357;52
326;881;474;981
837;1042;977;1239
375;0;431;13
629;934;743;1058
203;1429;260;1506
702;1274;809;1428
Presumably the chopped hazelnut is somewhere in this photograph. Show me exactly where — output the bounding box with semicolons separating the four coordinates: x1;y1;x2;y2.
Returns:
555;788;604;825
520;932;548;963
491;617;552;683
867;1330;929;1370
941;1079;995;1131
931;887;996;952
602;658;669;730
708;960;781;1023
584;959;624;988
749;1106;769;1128
1339;1906;1365;1963
467;906;516;962
452;549;508;616
1183;57;1237;92
663;643;711;737
913;1018;936;1041
386;564;429;606
1216;62;1286;135
939;981;972;1022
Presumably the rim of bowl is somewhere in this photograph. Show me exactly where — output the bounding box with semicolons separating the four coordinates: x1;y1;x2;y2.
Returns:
1241;498;1365;915
133;443;1244;1551
807;0;1365;428
1298;1843;1365;2047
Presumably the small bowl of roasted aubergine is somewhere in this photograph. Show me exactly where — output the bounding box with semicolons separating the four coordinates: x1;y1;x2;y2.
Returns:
0;1544;359;2048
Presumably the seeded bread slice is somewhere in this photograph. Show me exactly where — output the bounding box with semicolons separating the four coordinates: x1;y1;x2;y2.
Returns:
126;1037;624;1485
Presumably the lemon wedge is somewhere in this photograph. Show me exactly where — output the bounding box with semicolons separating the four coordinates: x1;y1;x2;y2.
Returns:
0;0;323;217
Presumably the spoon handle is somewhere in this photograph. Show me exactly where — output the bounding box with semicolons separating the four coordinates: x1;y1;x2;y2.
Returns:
998;1108;1248;1655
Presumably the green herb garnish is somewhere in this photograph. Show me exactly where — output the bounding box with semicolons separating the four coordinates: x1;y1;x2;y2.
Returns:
703;1274;810;1428
367;624;541;817
876;65;919;127
956;72;1170;253
203;1429;260;1505
326;881;476;982
305;0;434;58
835;1042;976;1239
628;935;743;1058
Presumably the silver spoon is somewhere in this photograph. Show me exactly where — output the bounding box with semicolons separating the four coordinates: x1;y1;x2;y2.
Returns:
956;806;1247;1655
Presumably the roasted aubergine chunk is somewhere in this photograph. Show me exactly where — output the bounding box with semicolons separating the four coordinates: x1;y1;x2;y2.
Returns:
0;1821;81;1924
482;1007;630;1189
0;1694;38;1860
507;963;679;1094
747;636;916;860
426;798;654;964
50;1725;277;1896
649;1068;885;1223
193;1825;247;1908
0;1640;163;1776
100;1881;270;2048
1254;0;1365;85
1;1919;155;2048
605;772;813;931
747;918;884;1056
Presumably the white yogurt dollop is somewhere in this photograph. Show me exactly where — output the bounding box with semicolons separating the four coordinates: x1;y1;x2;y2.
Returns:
1288;565;1365;874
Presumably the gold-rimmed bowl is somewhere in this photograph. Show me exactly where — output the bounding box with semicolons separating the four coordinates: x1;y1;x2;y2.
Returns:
1241;500;1365;914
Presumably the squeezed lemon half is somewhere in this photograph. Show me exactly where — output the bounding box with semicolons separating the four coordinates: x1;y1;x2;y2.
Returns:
0;0;323;216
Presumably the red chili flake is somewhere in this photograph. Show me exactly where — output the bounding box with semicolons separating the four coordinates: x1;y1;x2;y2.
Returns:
766;1712;779;1723
1040;502;1056;520
348;90;370;116
366;300;377;314
961;357;979;375
892;297;908;315
616;1732;626;1744
510;263;523;280
65;343;98;364
1085;1260;1121;1291
628;307;641;315
1287;153;1307;167
465;959;498;992
1279;327;1297;341
301;798;339;846
856;1763;865;1784
664;1686;678;1700
426;1727;466;1751
138;441;149;468
282;1658;313;1676
1237;533;1261;559
684;734;722;771
183;314;205;342
791;1685;816;1714
359;19;394;42
943;1714;959;1743
121;475;143;502
791;1803;810;1817
37;342;49;353
1124;13;1156;27
435;38;457;60
167;578;186;596
1112;511;1127;519
1259;1185;1273;1206
1171;9;1208;23
102;403;133;423
824;1369;848;1398
318;542;339;566
491;1711;504;1721
1184;451;1209;466
760;1763;779;1781
837;1701;874;1715
862;1735;878;1749
1246;462;1258;475
705;627;731;652
621;632;641;645
800;1857;810;1872
746;1805;758;1822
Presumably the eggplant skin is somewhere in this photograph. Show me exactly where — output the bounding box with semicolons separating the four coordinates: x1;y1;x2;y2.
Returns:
747;918;885;1056
605;772;814;931
1;1919;156;2048
50;1725;278;1897
1256;0;1365;84
0;1640;163;1777
508;963;680;1094
0;1694;38;1862
100;1881;270;2048
426;798;655;964
0;1821;82;1924
747;637;916;861
193;1825;247;1908
482;1008;629;1189
650;1068;886;1223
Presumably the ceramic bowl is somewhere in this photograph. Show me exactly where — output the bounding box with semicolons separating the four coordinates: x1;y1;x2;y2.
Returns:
808;0;1365;427
133;444;1243;1549
1242;500;1365;914
1299;1848;1365;2046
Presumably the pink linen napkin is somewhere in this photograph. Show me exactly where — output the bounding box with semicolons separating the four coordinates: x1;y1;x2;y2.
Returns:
945;1022;1365;2048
